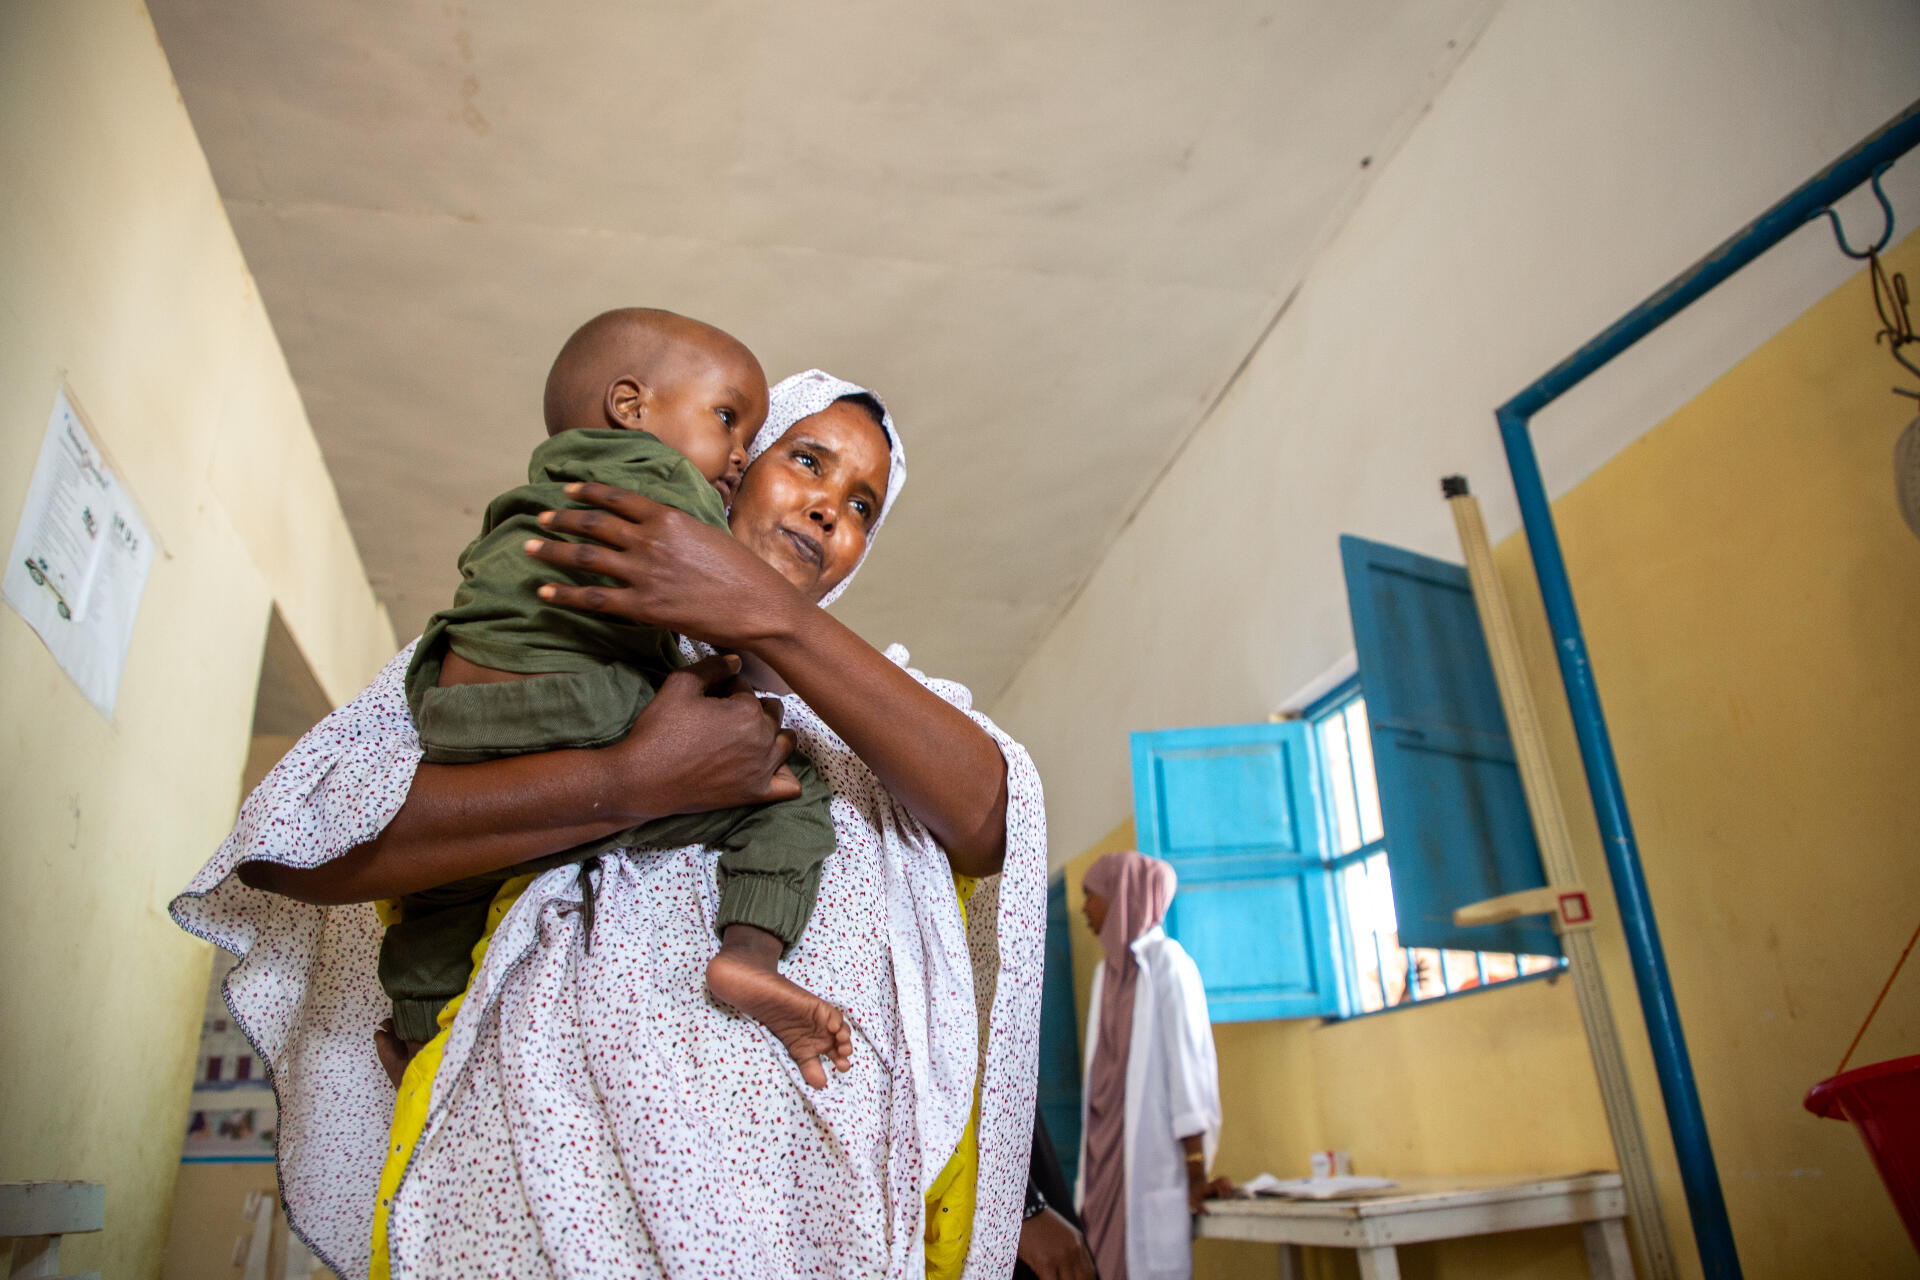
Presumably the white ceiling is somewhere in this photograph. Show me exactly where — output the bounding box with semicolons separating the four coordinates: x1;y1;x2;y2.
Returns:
150;0;1496;701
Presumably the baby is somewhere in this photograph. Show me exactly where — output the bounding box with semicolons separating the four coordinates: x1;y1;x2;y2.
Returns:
381;307;852;1087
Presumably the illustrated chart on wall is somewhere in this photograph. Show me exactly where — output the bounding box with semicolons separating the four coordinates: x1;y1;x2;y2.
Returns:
180;953;276;1164
3;386;155;717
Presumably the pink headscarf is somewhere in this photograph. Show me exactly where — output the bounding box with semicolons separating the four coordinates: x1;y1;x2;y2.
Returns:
1080;850;1177;1279
1083;850;1177;972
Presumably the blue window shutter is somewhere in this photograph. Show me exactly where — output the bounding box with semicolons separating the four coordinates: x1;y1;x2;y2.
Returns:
1130;722;1343;1021
1338;534;1561;957
1037;876;1082;1188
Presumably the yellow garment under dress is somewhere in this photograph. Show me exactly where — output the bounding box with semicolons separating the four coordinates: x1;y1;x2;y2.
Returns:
371;872;982;1279
923;873;981;1280
369;874;534;1280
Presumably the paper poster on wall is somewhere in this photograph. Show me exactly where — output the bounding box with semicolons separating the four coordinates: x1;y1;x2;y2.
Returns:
3;386;155;718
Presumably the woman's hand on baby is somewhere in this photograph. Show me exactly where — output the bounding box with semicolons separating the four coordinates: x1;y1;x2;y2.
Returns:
609;654;802;815
525;482;797;649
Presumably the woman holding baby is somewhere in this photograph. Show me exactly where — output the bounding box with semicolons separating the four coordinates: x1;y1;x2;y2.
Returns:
172;331;1048;1280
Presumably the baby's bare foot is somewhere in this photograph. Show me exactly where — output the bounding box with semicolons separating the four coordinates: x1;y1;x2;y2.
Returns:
707;927;852;1089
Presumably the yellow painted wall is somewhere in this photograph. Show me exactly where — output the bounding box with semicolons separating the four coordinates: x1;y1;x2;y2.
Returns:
0;4;394;1276
1060;231;1920;1279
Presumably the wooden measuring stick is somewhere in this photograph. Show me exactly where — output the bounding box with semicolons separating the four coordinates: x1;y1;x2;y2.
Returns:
1445;477;1678;1280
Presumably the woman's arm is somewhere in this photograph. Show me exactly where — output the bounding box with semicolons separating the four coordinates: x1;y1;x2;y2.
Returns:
240;655;802;904
750;601;1008;875
523;486;1011;875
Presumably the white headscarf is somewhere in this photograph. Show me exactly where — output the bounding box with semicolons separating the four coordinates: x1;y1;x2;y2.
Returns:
748;369;906;609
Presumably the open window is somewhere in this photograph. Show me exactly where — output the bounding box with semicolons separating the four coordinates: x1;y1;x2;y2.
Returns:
1338;535;1562;960
1122;535;1564;1022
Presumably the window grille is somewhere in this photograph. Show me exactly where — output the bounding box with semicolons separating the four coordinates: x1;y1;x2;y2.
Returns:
1311;683;1561;1015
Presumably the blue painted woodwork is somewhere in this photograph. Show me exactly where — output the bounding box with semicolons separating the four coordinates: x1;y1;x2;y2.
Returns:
1037;875;1083;1188
1493;98;1920;1280
1130;721;1342;1021
1338;534;1561;958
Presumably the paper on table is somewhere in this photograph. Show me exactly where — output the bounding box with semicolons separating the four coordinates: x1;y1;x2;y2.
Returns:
1237;1173;1399;1200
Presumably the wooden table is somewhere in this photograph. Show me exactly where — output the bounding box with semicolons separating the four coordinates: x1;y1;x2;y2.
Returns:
1194;1172;1632;1280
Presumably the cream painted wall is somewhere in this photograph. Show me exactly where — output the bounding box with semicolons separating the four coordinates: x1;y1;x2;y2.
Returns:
993;0;1920;865
0;4;394;1276
1049;230;1920;1278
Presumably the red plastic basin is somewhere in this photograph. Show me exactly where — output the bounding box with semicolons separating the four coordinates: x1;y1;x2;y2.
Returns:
1806;1053;1920;1254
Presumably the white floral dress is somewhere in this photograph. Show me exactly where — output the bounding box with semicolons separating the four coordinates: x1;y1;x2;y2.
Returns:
171;641;1046;1280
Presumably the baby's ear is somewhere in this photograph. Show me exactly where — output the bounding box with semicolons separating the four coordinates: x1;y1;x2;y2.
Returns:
604;376;654;430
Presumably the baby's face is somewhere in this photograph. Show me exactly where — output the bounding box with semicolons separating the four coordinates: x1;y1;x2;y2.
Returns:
641;347;768;506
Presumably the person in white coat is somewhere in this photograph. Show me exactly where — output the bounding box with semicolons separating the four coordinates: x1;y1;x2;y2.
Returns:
1074;851;1226;1280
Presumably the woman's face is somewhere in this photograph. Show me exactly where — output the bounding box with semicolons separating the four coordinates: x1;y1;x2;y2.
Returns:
1081;889;1109;938
727;400;892;603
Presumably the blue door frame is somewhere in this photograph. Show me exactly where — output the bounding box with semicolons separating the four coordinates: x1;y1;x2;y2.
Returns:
1494;98;1920;1280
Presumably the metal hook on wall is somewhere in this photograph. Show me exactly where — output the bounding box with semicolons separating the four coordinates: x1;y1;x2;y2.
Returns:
1808;161;1917;400
1809;161;1897;260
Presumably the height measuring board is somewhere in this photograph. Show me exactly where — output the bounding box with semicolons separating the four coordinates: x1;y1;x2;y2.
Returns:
1444;477;1676;1280
4;387;155;718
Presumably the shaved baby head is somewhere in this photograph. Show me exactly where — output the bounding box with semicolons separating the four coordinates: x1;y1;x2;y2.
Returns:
542;308;766;437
